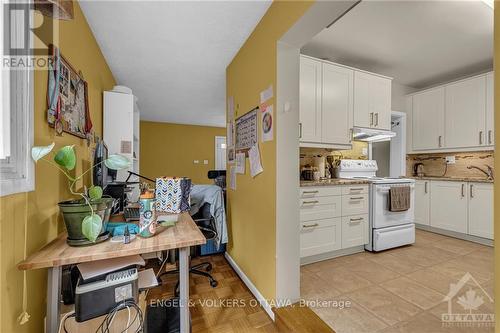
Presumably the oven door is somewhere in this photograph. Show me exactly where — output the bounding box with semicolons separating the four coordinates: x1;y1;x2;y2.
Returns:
371;183;415;229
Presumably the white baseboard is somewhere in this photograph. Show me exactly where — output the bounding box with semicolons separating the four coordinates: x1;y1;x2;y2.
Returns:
224;252;275;321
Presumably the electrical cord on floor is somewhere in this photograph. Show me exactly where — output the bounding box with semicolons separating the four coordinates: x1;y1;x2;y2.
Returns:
61;311;76;333
95;300;144;333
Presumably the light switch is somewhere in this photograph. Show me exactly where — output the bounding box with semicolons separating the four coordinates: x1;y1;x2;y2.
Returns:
193;160;199;164
203;160;209;165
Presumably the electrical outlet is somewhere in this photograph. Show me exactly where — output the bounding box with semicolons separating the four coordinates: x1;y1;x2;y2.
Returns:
203;160;209;165
445;156;456;164
193;160;199;164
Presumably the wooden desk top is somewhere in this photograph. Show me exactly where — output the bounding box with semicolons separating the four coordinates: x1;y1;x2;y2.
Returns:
18;212;206;271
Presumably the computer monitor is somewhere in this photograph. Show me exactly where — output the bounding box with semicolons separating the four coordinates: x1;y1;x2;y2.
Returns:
93;140;109;189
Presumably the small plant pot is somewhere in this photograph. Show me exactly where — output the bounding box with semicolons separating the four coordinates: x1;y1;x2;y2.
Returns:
58;197;116;246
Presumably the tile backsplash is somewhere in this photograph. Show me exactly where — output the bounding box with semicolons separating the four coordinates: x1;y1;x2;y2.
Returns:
406;151;494;179
300;141;368;168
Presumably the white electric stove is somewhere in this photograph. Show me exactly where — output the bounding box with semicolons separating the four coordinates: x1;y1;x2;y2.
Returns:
336;160;415;252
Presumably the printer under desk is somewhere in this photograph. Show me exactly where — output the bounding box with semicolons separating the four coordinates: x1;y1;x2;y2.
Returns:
75;267;139;322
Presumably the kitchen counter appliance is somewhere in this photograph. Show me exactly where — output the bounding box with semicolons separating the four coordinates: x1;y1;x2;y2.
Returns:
336;159;415;251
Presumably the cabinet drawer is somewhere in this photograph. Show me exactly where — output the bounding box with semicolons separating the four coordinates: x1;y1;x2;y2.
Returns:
342;194;369;216
300;186;341;198
342;185;369;195
342;214;368;248
300;196;342;221
300;218;341;258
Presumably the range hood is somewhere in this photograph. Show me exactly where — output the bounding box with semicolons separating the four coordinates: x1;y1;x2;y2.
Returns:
352;127;396;142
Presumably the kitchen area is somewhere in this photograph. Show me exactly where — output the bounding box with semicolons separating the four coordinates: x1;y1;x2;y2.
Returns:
296;2;494;332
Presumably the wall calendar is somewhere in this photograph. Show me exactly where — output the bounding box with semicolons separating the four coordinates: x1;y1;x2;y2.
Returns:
235;107;258;153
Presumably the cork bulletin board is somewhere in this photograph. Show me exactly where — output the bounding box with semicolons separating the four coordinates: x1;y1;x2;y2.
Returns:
235;107;258;154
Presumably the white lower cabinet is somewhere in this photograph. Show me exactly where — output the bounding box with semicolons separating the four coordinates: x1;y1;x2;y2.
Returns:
300;185;369;259
414;180;430;226
300;218;342;257
468;183;493;239
341;214;369;248
415;180;492;240
430;181;468;234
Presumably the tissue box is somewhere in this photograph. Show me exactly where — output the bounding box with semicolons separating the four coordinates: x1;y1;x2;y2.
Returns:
155;177;191;214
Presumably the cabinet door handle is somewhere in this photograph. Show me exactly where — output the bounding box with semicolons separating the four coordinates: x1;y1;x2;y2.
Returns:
461;184;465;198
470;184;474;198
303;190;319;194
424;182;428;194
374;113;379;127
302;200;319;204
349;217;363;223
350;197;364;200
479;131;484;145
299;123;302;138
303;223;319;228
438;136;443;147
349;128;353;142
488;130;493;145
370;113;374;126
350;188;364;191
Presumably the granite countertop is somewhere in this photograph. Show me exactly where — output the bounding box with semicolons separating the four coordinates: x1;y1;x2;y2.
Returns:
300;178;371;187
407;176;493;183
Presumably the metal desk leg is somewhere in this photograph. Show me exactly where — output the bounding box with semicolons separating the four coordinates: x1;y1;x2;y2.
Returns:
46;266;61;333
179;246;190;333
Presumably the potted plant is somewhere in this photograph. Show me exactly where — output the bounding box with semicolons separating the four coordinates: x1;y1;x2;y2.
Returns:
31;143;131;245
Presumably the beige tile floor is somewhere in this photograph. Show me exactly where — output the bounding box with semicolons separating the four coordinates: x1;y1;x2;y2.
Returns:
301;229;494;333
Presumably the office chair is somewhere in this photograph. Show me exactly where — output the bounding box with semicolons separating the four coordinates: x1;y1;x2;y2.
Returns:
159;203;219;295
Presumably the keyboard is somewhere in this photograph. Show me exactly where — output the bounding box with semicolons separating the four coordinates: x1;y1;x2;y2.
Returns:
123;207;140;221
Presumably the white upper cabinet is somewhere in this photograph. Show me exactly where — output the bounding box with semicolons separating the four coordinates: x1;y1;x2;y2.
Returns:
409;72;493;152
299;56;322;143
321;62;354;146
353;71;392;130
468;182;493;240
445;76;486;149
486;72;494;146
412;87;445;150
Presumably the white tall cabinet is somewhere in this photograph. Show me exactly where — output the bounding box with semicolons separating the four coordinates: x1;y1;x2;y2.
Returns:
104;87;140;199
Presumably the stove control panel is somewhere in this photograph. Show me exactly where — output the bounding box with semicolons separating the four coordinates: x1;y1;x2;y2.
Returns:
338;159;378;172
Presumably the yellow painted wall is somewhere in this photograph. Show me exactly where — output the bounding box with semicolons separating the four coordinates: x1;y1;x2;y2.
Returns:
140;121;225;184
494;4;499;332
226;1;313;301
0;3;115;332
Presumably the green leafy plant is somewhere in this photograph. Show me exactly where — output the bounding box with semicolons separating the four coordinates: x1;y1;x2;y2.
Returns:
31;143;131;242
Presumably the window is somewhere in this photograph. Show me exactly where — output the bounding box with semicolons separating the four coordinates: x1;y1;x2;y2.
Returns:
0;1;34;197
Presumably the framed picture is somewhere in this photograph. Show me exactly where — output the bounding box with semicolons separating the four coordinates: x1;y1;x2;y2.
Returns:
47;45;91;138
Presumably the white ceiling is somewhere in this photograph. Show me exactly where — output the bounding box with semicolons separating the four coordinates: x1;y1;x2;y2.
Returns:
301;0;493;89
80;0;271;127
